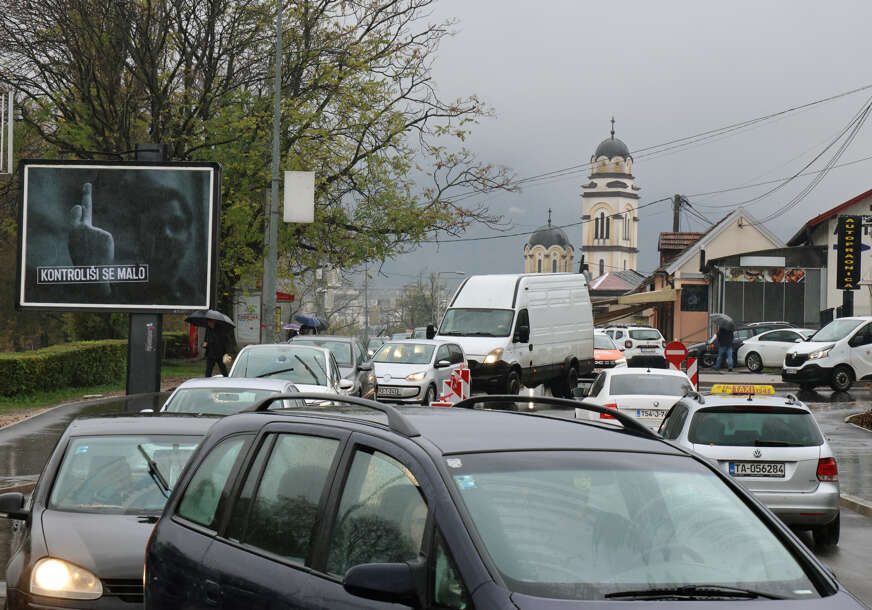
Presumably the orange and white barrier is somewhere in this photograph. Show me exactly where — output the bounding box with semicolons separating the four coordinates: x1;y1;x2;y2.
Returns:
686;357;698;390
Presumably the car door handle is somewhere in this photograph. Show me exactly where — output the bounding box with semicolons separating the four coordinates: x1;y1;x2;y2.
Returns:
204;579;221;606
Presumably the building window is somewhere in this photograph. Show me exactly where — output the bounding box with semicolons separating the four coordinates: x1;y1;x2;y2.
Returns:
594;217;600;239
552;259;557;273
599;259;605;276
623;260;627;270
623;215;630;241
604;215;610;239
537;259;542;273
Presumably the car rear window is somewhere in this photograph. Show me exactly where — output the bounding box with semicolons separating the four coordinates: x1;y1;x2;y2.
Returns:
688;406;824;446
609;374;689;396
594;335;617;350
629;329;661;340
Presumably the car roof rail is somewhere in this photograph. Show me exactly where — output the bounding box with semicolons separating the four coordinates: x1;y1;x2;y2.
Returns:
451;395;659;440
244;393;420;438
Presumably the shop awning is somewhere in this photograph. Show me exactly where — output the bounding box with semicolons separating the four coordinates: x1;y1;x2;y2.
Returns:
617;288;676;305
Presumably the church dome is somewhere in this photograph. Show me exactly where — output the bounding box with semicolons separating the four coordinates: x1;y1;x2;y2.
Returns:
594;135;630;160
528;222;569;249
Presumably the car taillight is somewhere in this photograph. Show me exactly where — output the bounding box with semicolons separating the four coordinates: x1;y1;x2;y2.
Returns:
600;403;618;419
624;340;632;349
817;457;838;482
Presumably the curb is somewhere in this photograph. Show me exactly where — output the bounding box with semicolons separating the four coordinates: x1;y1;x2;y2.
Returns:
840;494;872;519
0;392;165;432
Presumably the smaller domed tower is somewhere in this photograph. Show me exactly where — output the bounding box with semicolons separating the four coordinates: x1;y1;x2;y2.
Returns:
524;210;574;273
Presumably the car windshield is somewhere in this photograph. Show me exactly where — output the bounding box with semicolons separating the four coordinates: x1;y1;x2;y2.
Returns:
291;339;353;365
49;435;200;514
594;334;617;350
162;387;293;415
609;374;690;396
688;407;824;446
231;346;328;385
629;329;661;340
373;342;435;364
449;451;817;600
809;318;862;342
439;308;514;337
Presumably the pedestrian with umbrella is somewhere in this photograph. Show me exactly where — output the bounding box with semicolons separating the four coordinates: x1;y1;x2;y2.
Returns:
711;313;735;373
186;310;235;377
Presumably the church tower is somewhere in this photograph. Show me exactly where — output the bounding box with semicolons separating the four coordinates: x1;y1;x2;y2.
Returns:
581;119;639;276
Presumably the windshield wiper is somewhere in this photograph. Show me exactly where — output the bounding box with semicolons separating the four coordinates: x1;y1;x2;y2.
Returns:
256;366;294;378
137;445;170;498
604;584;785;600
754;440;801;447
438;331;464;336
294;354;322;383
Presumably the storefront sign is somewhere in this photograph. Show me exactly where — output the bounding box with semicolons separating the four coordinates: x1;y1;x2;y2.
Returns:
836;215;861;290
725;268;806;283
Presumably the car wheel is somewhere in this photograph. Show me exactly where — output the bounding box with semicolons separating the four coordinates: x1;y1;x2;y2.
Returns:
830;365;853;392
701;353;716;368
505;369;521;395
813;513;840;547
745;352;763;373
422;385;436;406
552;365;578;398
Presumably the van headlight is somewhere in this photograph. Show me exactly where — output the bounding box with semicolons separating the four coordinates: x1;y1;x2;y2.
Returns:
31;557;103;600
484;348;504;365
406;371;426;381
808;345;835;360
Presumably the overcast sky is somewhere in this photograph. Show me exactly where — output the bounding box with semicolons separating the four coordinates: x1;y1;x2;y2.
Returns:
369;0;872;296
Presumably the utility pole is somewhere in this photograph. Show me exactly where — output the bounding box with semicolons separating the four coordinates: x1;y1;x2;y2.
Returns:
261;0;282;343
363;264;369;340
672;194;682;232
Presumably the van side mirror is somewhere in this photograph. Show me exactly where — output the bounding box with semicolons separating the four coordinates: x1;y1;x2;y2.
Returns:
343;562;420;605
0;492;28;520
514;325;530;343
426;324;436;339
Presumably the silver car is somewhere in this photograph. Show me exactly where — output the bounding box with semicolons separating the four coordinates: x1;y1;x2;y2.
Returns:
659;387;840;546
160;377;305;415
288;335;376;398
372;340;466;404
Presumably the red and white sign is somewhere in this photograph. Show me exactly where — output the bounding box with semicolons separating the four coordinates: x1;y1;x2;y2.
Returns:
664;341;687;369
430;364;471;407
687;357;698;390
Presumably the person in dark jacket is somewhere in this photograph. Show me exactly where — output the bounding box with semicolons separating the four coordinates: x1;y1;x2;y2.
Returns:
714;324;734;372
203;320;230;377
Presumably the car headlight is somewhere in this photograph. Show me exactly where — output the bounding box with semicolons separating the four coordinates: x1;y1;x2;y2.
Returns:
406;371;427;381
483;348;504;365
31;557;103;600
615;358;627;366
808;345;835;360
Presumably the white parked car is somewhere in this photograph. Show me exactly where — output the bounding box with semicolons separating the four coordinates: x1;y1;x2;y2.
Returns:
602;325;666;365
372;340;466;404
160;377;305;415
782;316;872;392
576;366;692;429
737;327;815;373
659;384;840;547
228;343;353;401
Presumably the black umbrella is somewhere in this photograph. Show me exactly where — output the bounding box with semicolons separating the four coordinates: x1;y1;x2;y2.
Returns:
186;309;235;330
710;313;734;332
294;313;328;330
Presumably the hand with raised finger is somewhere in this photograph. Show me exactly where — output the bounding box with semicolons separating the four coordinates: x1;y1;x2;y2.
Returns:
68;182;115;267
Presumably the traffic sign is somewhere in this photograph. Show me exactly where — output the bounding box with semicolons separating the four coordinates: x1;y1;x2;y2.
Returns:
664;341;687;367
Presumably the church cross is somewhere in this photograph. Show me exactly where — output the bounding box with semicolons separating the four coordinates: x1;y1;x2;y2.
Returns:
610;116;615;138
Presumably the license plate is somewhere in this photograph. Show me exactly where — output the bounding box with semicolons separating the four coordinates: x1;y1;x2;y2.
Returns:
378;387;402;397
641;347;657;352
729;462;785;477
636;409;667;419
784;367;797;374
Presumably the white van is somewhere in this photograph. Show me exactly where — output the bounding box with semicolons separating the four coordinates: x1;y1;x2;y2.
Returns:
435;273;594;397
782;316;872;392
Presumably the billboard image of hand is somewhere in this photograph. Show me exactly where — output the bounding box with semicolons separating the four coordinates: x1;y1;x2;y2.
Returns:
68;183;115;267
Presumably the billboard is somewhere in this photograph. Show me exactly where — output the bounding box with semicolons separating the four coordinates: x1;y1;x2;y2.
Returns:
836;215;861;290
17;160;221;312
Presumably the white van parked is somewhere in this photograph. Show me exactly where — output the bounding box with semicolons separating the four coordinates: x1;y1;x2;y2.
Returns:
435;273;594;397
782;316;872;392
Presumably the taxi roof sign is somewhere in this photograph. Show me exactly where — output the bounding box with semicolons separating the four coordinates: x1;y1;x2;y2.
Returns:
710;384;776;396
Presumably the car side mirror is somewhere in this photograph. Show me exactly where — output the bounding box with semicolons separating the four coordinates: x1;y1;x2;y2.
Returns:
426;324;436;339
514;325;529;343
343;562;419;605
367;349;375;357
794;338;803;343
0;492;28;520
139;408;154;414
435;359;451;368
358;361;372;372
339;379;354;391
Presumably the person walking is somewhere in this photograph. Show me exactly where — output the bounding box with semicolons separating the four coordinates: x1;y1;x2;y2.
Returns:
203;319;230;377
714;323;734;373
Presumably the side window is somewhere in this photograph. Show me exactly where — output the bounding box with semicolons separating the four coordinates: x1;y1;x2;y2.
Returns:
330;355;341;386
432;529;474;609
659;405;689;440
231;434;340;564
615;330;624;340
177;436;248;529
435;345;450;363
851;323;872;347
327;449;427;576
587;373;605;397
449;345;464;364
355;341;366;365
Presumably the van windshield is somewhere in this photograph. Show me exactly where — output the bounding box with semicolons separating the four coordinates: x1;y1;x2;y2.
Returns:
808;318;862;342
439;308;514;337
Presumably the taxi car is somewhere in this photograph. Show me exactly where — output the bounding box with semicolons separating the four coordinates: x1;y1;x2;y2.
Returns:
658;384;840;547
144;394;862;607
576;366;692;430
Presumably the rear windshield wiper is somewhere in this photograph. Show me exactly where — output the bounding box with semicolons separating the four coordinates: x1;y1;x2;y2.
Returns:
604;584;785;600
137;445;170;498
256;367;294;378
754;440;801;447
